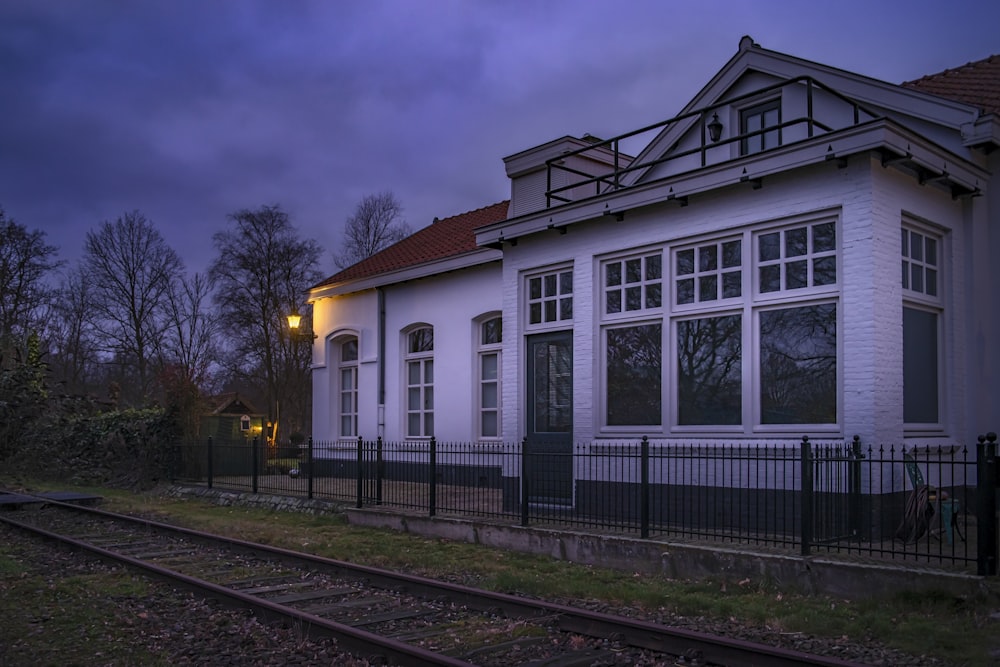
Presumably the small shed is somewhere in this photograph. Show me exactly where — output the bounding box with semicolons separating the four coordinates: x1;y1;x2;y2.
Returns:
200;393;264;444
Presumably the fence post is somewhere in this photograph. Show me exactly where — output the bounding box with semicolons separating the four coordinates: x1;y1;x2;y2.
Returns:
376;436;384;506
977;432;998;576
520;437;529;527
205;437;213;489
307;436;314;500
356;436;363;509
641;436;650;539
429;436;437;517
848;435;863;540
251;437;259;494
800;435;813;556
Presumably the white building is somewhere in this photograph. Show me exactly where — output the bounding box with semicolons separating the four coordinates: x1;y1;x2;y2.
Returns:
309;37;999;491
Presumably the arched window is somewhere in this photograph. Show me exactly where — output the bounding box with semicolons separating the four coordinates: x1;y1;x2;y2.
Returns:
405;326;433;437
337;336;359;438
477;316;502;439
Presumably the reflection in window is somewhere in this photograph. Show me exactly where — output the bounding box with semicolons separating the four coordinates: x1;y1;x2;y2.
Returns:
759;304;837;424
533;339;572;433
606;324;662;426
903;307;939;424
677;315;742;425
405;327;433;437
478;317;502;438
338;337;358;437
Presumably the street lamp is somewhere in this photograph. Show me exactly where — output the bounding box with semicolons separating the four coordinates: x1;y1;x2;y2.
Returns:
287;310;302;330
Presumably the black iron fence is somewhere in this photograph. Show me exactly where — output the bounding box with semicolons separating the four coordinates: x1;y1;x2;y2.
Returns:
170;433;999;575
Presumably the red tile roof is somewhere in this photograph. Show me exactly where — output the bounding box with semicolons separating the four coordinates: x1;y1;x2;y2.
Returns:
312;200;509;289
903;54;1000;115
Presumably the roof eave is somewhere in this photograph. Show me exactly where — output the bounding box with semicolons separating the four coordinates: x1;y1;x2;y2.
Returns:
309;248;502;301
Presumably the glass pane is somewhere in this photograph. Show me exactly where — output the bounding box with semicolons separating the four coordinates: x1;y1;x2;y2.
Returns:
759;265;780;293
785;227;807;257
481;382;498;408
903;307;938;423
925;238;937;266
530;303;542;324
786;260;807;289
559;297;573;320
340;368;354;389
606;262;622;287
625;258;641;283
911;264;923;293
606;290;621;314
424;413;434;436
676;249;694;276
341;338;358;361
722;271;741;298
925;269;937;297
699;275;717;302
409;328;433;352
813;222;836;253
722;240;741;268
901;229;909;256
481;353;498;380
646;254;662;280
699;245;717;271
424;386;433;409
408;387;420;410
813;256;836;286
759;304;837;424
424;360;433;384
646;283;662;309
481;411;497;438
408;361;420;385
677;315;742;425
481;317;502;345
544;274;557;297
607;324;662;426
676;278;694;304
341;392;352;413
533;340;572;433
529;277;541;299
341;416;353;437
910;233;924;261
545;300;556;322
901;261;909;289
625;286;641;310
560;271;573;294
759;232;780;261
408;413;420;436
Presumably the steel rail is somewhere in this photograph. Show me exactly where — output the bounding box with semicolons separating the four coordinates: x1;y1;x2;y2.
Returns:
3;496;868;667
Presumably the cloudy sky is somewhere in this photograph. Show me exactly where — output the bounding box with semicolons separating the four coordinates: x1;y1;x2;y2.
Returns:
2;0;998;278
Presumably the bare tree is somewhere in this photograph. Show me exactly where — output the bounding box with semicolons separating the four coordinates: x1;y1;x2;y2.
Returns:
162;272;218;390
83;210;183;403
47;267;101;396
334;191;411;269
0;208;61;356
209;205;322;441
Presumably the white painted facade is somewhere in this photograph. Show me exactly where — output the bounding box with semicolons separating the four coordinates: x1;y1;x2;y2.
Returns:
310;38;999;457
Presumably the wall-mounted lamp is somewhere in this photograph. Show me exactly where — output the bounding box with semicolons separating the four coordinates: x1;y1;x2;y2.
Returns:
707;112;723;143
287;310;302;330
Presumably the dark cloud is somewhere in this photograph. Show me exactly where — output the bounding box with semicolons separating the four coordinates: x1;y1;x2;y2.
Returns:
1;0;997;276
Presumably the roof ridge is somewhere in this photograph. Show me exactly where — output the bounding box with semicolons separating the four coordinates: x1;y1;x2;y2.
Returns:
902;53;1000;86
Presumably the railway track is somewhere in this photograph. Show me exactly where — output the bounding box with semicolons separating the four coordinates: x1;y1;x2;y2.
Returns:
0;495;867;667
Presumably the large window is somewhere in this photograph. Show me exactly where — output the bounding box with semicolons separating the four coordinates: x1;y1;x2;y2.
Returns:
902;225;942;427
741;99;781;155
478;316;502;438
599;214;840;433
337;337;358;438
405;327;433;438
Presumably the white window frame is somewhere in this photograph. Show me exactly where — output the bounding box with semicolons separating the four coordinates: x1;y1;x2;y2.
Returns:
901;221;944;433
335;335;359;439
476;315;502;440
525;265;574;330
740;98;781;156
404;325;434;439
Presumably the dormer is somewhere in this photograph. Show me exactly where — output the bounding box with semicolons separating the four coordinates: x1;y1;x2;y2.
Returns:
504;134;633;217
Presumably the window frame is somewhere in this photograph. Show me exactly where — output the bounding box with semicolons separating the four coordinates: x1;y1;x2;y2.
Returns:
740;98;782;156
901;221;945;433
525;265;574;330
335;335;359;439
476;315;503;440
404;325;434;439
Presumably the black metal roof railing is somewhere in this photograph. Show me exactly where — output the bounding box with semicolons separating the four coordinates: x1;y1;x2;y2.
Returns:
545;76;884;207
